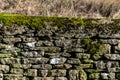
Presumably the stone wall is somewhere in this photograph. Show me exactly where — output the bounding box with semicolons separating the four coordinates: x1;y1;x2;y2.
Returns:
0;18;120;80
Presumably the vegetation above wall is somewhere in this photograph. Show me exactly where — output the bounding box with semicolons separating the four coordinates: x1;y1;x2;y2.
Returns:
0;14;120;32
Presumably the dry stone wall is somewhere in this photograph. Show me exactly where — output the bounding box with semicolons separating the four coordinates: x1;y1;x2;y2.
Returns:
0;19;120;80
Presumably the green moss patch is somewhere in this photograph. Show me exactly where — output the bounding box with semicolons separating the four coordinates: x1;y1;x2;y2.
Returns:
0;14;120;31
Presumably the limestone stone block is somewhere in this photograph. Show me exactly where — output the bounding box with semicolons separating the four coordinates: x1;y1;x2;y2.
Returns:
34;77;54;80
0;58;21;64
23;58;49;64
76;53;90;59
0;65;9;73
12;64;32;69
104;54;120;60
89;73;100;79
24;69;37;76
101;73;109;79
50;70;66;77
38;70;49;77
50;58;66;64
4;74;23;80
10;68;23;74
67;58;81;64
32;64;52;70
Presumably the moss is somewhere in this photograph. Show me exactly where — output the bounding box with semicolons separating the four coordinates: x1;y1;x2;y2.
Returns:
89;73;100;79
0;53;11;58
0;13;120;32
81;38;102;54
76;67;87;80
82;59;94;63
85;69;102;73
81;38;106;60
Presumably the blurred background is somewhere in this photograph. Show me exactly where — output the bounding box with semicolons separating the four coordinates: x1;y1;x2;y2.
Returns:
0;0;120;18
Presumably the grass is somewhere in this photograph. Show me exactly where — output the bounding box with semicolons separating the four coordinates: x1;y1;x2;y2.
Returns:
1;0;120;18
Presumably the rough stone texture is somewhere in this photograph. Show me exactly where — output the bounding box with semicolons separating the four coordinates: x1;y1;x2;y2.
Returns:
0;23;120;80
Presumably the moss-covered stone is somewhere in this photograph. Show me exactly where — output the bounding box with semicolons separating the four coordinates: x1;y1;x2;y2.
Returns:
0;13;120;32
89;73;100;79
76;67;87;80
0;53;11;58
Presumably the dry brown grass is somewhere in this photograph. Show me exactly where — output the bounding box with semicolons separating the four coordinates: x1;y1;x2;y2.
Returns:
0;0;120;18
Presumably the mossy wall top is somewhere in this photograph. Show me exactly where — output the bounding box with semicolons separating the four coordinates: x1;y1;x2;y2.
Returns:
0;14;120;80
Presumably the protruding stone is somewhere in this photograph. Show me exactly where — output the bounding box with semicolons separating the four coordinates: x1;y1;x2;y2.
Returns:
38;70;48;77
89;73;100;79
104;54;120;60
12;64;32;69
50;70;66;77
95;61;106;70
69;70;87;80
0;58;21;64
24;69;37;76
32;64;52;70
10;68;23;74
67;58;80;64
4;74;23;80
34;77;54;80
101;73;109;79
76;53;90;59
50;58;66;64
23;58;49;64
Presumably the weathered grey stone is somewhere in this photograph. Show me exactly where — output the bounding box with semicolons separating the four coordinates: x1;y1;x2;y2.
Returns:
3;38;21;44
21;51;41;58
0;53;11;58
50;58;66;64
23;58;49;64
4;25;26;35
4;74;23;80
100;39;120;45
36;41;54;47
107;68;116;72
99;34;120;39
66;48;84;53
32;64;52;69
12;64;32;69
104;54;120;60
89;73;100;79
22;38;36;42
101;73;115;79
55;77;67;80
26;42;36;48
10;68;23;74
79;64;93;69
0;58;21;64
106;61;119;68
64;64;72;69
60;53;71;57
95;61;106;70
34;77;54;80
116;73;120;79
45;53;60;58
67;58;81;64
53;64;64;69
0;73;3;78
115;42;120;53
38;70;48;77
101;73;109;79
54;39;72;47
24;69;37;76
109;73;115;80
30;47;61;53
76;53;90;59
50;70;66;77
69;70;79;80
